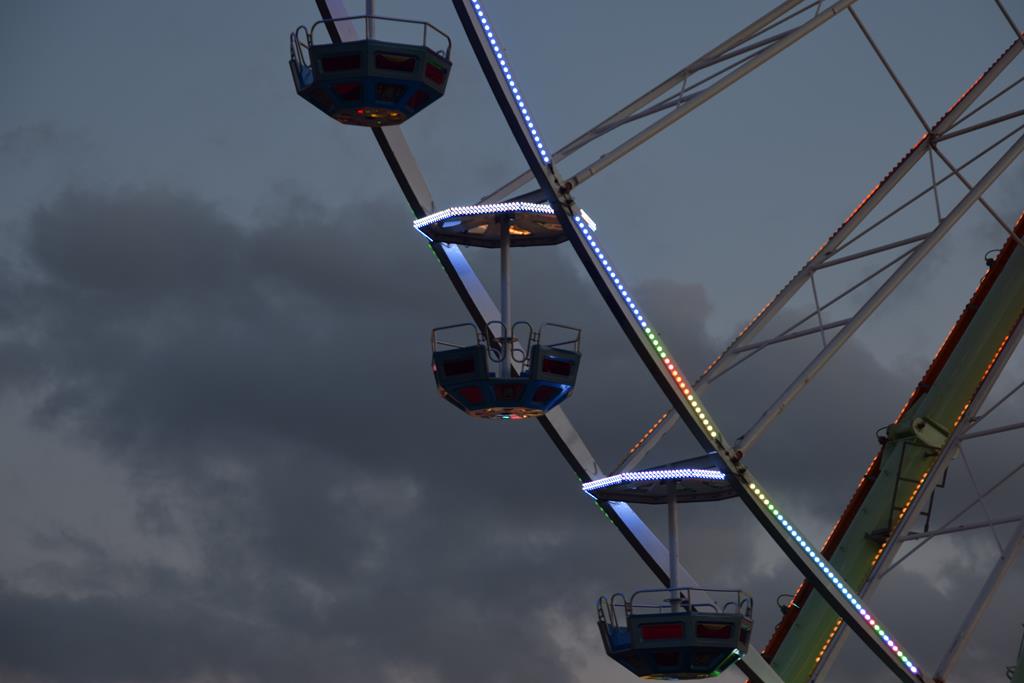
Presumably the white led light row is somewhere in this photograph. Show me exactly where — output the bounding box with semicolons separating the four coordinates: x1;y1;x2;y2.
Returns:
412;201;554;230
572;214;721;441
582;468;726;493
470;2;550;163
748;482;920;675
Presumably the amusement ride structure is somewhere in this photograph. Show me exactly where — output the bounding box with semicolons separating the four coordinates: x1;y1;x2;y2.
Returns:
290;1;1024;680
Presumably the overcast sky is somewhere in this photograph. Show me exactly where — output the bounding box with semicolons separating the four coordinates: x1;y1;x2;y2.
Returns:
1;1;1024;682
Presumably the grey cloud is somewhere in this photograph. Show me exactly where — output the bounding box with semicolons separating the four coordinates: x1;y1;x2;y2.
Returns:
0;187;633;683
0;184;1018;683
3;1;1022;680
0;124;63;167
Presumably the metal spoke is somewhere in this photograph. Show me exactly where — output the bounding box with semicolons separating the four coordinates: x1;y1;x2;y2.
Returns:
733;319;851;354
848;8;930;131
938;108;1024;142
759;0;827;37
878;459;1024;579
960;443;1006;553
974;376;1024;423
963;420;1024;441
955;73;1024;128
928;147;943;221
590;48;768;136
478;0;809;203
810;272;827;348
931;143;1024;250
993;0;1024;41
559;0;861;191
697;248;915;388
848;7;1024;251
834;120;1024;256
900;516;1022;542
934;518;1024;680
698;247;909;390
611;410;674;474
819;233;929;268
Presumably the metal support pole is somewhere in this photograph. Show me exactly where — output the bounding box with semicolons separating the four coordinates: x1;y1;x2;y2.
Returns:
500;221;511;378
668;486;680;611
365;0;375;38
934;519;1024;681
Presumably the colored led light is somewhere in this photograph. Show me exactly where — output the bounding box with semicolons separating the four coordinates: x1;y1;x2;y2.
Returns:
470;4;919;675
747;473;921;674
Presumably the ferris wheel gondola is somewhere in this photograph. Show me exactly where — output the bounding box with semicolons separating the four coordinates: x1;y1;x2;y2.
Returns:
289;6;451;126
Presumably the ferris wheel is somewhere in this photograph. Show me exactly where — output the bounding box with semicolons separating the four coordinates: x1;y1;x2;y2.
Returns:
288;2;1024;681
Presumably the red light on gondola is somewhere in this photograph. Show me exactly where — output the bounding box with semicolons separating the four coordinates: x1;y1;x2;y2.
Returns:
425;61;446;85
456;386;485;404
640;623;684;640
333;82;362;102
696;623;733;639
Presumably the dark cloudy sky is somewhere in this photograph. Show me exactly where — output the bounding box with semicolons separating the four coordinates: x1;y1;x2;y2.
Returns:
1;1;1023;682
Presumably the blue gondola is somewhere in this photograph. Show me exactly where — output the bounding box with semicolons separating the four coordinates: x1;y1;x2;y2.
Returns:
290;15;452;126
431;322;580;419
597;588;752;679
584;456;751;678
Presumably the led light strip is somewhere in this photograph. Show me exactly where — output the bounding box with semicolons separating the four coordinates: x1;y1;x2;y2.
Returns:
582;467;726;493
412;201;554;231
747;481;919;674
573;214;721;441
465;2;921;677
625;410;671;457
469;2;550;163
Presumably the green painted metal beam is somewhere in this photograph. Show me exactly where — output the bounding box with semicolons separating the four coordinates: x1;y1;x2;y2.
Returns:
767;211;1024;681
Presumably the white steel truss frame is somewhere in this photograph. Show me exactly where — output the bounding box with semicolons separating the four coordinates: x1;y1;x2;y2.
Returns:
314;0;1024;679
449;0;954;679
479;0;816;203
614;33;1024;471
